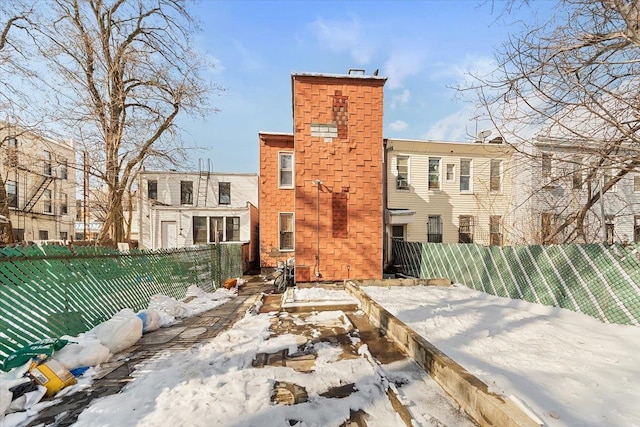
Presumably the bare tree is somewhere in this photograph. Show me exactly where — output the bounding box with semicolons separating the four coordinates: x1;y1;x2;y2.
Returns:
34;0;217;244
470;0;640;243
0;1;35;244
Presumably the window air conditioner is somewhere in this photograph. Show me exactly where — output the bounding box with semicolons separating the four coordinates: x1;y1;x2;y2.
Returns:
396;178;409;189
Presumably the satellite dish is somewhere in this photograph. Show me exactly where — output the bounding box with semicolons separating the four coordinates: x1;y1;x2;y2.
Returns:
478;130;492;140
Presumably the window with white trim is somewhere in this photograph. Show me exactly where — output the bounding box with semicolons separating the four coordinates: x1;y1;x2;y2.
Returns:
43;151;52;176
60;160;68;180
61;193;68;215
428;158;441;190
572;158;583;189
180;181;193;205
490;159;502;192
396;156;409;189
43;189;52;214
148;180;158;200
193;216;207;244
6;180;17;208
279;152;294;188
225;217;240;241
210;217;223;243
541;153;552;178
219;182;231;205
391;225;405;240
460;159;472;192
446;164;455;182
490;215;502;246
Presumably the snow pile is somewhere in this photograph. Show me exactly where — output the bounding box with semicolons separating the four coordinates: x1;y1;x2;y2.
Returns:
283;287;359;307
71;310;404;427
363;284;640;427
1;286;236;424
149;285;237;326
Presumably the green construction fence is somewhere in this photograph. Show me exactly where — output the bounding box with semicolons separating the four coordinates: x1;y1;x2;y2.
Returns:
392;240;640;326
0;243;243;364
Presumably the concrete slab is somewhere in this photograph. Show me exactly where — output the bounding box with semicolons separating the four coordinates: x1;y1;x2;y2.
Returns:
138;327;187;345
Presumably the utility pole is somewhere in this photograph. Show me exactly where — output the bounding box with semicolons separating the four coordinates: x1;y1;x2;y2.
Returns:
600;175;606;244
83;151;89;240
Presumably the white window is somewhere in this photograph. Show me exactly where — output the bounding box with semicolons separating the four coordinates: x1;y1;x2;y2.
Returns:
391;225;405;240
572;158;583;190
180;181;193;204
603;170;617;193
61;193;68;215
428;158;441;191
218;182;231;205
490;159;503;192
43;189;52;214
490;215;502;246
460;159;472;192
446;164;455;182
279;152;294;188
43;151;52;176
6;180;17;208
541;153;552;177
60;160;68;180
396;156;409;189
279;213;294;251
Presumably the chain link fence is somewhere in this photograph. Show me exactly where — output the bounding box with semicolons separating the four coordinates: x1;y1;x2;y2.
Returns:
392;240;640;326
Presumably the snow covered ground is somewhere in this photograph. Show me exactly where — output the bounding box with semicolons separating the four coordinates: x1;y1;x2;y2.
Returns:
6;281;637;427
2;286;474;427
363;284;640;427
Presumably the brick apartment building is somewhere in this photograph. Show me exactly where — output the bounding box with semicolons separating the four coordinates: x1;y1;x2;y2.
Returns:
259;71;386;282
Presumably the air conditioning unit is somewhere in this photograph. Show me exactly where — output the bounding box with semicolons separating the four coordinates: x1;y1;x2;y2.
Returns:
396;178;409;189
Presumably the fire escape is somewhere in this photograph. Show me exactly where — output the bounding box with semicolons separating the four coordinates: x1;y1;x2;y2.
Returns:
23;175;54;213
197;158;212;207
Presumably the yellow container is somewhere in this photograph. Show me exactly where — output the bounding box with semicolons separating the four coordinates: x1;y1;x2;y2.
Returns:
29;359;77;397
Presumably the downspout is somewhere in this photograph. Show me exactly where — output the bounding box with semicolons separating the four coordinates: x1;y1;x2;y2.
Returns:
313;179;322;280
382;139;389;268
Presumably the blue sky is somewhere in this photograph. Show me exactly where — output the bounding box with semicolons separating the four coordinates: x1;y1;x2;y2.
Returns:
180;0;554;173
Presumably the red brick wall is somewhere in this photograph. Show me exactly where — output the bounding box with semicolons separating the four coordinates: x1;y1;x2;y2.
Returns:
292;75;385;281
259;133;294;269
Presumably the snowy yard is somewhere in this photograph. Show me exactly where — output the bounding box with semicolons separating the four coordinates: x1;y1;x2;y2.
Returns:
363;284;640;427
2;286;474;427
4;281;638;427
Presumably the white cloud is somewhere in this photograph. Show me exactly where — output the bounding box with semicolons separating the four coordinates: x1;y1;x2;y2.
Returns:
383;50;425;90
207;55;225;74
309;16;374;64
422;104;478;142
389;120;408;132
429;55;496;86
390;89;411;109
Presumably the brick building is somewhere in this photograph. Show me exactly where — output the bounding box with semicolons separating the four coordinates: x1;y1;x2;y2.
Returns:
1;123;77;243
259;71;386;282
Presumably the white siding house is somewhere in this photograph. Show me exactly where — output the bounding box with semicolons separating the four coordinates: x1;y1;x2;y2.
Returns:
136;170;259;265
511;137;640;244
384;138;515;262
